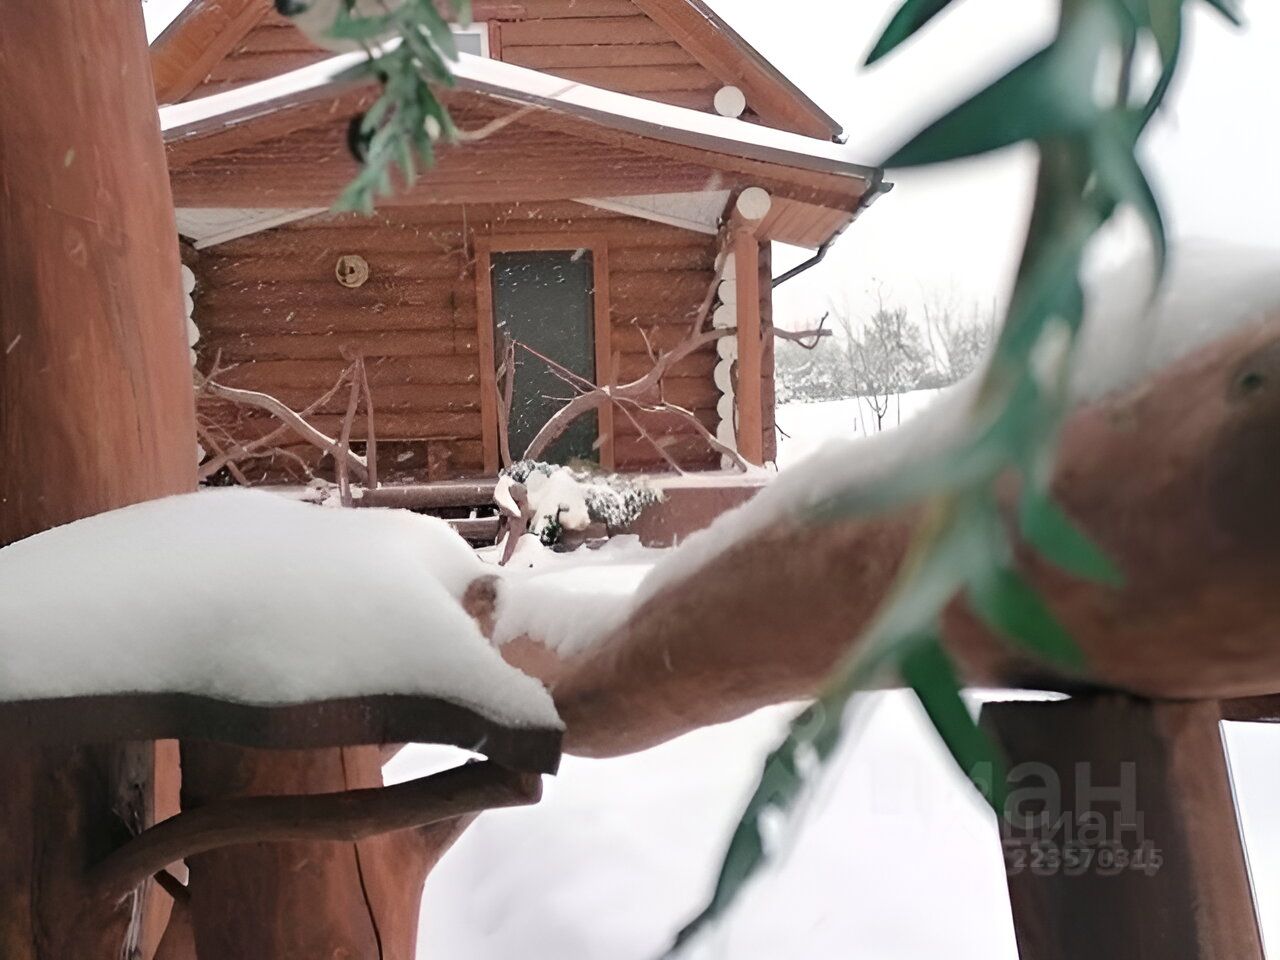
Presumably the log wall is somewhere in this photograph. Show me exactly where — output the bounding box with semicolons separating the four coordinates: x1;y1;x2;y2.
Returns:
192;200;757;482
186;2;734;117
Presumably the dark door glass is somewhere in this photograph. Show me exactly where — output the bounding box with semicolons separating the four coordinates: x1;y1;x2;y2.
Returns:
491;249;597;464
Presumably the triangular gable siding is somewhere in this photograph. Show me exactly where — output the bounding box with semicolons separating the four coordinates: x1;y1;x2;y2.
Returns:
182;1;739;120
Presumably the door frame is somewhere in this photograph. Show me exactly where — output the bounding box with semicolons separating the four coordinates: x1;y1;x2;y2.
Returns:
474;232;614;474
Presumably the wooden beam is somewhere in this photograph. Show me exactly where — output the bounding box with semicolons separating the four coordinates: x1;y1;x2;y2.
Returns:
473;240;501;474
733;227;763;465
151;0;271;105
1220;695;1280;722
0;692;562;774
592;240;617;470
981;697;1262;960
505;318;1280;758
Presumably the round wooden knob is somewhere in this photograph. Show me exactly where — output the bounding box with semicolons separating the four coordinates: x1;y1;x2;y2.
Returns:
335;254;369;288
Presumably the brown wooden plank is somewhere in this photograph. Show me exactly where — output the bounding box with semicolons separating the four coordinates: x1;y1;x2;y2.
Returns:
503;41;696;68
980;696;1263;960
474;242;501;473
733;229;763;464
356;479;498;509
196;304;464;335
151;0;270;104
214;356;479;388
593;240;616;469
200;330;461;361
201;251;467;284
204;383;482;414
484;0;639;17
499;15;667;46
0;693;560;773
549;64;719;93
202;48;329;84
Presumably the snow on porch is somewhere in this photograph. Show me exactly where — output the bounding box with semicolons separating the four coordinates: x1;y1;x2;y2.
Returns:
0;488;559;730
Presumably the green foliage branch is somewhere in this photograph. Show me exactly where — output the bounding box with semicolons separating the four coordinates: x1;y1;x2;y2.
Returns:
671;0;1243;949
321;0;472;213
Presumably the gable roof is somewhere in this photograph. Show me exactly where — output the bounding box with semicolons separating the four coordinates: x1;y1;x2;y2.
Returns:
160;49;883;248
150;0;842;139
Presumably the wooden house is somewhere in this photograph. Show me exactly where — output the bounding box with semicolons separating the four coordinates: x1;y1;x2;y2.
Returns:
155;0;887;485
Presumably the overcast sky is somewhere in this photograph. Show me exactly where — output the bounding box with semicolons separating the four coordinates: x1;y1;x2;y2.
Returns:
703;0;1280;326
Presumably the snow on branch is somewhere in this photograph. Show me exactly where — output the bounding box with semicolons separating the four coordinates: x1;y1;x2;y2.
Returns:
89;761;541;902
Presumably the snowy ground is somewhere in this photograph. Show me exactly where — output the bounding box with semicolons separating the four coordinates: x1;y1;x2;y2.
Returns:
396;394;1280;959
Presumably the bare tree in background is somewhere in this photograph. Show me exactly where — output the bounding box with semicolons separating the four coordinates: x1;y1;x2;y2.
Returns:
922;292;997;385
832;290;929;431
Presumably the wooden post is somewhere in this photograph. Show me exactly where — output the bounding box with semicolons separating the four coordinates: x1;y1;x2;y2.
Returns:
980;696;1263;960
731;188;771;466
0;1;196;957
733;228;764;465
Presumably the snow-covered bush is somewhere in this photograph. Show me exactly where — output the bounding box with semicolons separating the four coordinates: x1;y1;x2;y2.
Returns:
500;461;663;547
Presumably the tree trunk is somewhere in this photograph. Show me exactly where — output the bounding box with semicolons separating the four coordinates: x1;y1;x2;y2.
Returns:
0;1;196;957
180;744;467;960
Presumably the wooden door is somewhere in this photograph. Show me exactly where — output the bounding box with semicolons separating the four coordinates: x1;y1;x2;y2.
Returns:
491;249;598;464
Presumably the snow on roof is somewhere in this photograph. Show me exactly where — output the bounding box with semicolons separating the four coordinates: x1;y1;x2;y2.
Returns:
0;489;559;730
159;49;880;182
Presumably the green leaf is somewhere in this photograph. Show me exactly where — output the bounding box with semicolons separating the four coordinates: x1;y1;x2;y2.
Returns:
967;565;1085;669
900;638;1008;810
886;48;1075;166
1142;0;1184;125
1019;491;1124;586
864;0;958;66
670;690;861;952
885;1;1124;166
1201;0;1243;25
1090;110;1167;270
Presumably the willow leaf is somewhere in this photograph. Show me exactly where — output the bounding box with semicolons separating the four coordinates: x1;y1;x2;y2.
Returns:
886;2;1125;166
864;0;958;66
1201;0;1243;24
900;638;1007;809
1143;0;1184;125
967;565;1085;669
1091;111;1167;269
1019;491;1123;586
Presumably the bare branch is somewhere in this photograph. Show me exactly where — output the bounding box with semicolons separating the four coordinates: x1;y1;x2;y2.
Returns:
496;336;516;469
774;314;832;350
359;357;378;491
336;361;363;507
197;377;368;481
616;401;686;475
89;761;541;903
522;327;730;461
196;366;357;481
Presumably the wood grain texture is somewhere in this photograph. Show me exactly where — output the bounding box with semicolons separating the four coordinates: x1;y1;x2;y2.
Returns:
0;693;562;773
1;0;197;545
982;697;1263;960
532;318;1280;758
194;202;721;478
177;744;470;960
733;228;763;464
0;3;196;957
